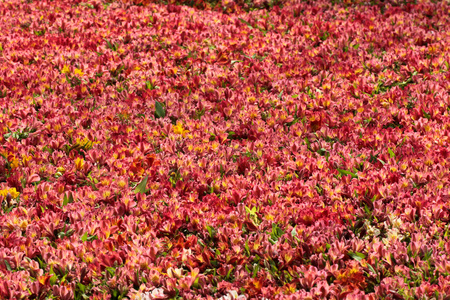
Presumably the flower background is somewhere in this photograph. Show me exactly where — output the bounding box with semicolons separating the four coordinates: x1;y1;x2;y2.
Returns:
1;0;450;298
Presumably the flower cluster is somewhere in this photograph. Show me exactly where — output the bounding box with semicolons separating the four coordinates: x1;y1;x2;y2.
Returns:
1;0;450;298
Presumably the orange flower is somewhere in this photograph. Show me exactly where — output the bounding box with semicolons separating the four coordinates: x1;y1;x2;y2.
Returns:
334;263;367;290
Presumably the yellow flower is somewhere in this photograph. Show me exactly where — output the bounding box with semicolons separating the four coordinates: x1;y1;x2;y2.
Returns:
22;155;32;165
0;188;20;198
117;179;127;189
74;68;84;76
9;188;19;198
172;122;189;137
173;123;183;134
75;157;85;171
61;65;70;74
10;157;19;169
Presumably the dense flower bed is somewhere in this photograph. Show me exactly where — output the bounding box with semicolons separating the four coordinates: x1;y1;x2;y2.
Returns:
1;0;450;298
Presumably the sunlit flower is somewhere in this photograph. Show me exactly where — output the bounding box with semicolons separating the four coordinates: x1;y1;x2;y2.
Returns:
61;65;70;74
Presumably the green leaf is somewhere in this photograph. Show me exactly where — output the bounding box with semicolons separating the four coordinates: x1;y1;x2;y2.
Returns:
304;137;311;148
278;90;283;100
81;232;88;242
65;74;72;86
134;175;149;194
36;256;45;269
155;100;166;118
388;148;395;158
60;272;68;284
366;262;378;276
4;260;12;271
270;223;284;243
104;38;117;51
244;240;250;256
291;227;297;237
226;266;234;280
348;251;366;262
106;267;116;277
245;205;255;216
87;234;98;242
238;18;253;29
337;168;358;179
252;264;259;278
115;64;125;76
49;275;57;286
206;225;215;238
77;283;86;293
192;277;200;289
49;265;58;285
62;192;71;207
145;80;157;90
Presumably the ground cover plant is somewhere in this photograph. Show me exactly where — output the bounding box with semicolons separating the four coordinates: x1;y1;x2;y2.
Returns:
1;0;450;298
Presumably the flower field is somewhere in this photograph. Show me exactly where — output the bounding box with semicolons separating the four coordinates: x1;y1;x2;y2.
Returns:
1;0;450;298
